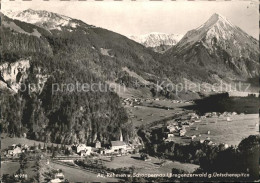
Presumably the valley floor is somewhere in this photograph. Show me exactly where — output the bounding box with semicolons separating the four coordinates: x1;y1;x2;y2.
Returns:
125;97;258;146
1;97;258;182
167;113;259;146
100;154;199;174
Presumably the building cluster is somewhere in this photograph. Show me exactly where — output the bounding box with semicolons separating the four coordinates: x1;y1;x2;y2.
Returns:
198;111;240;119
164;121;188;141
3;142;51;158
70;140;137;157
163;111;241;143
3;139;138;159
49;170;65;183
121;97;195;109
4;144;28;157
122;97;143;106
59;140;137;157
153;98;194;104
98;141;134;155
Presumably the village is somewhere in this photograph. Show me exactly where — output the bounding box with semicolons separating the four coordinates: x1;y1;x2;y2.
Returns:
3;140;137;159
2;136;142;183
121;97;194;107
3;111;246;159
159;111;258;147
164;112;235;142
2;95;259;183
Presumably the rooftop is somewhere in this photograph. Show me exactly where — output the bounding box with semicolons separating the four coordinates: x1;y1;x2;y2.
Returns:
111;141;126;146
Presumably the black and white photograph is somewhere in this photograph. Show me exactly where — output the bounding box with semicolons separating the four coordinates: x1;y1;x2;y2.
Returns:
0;0;259;182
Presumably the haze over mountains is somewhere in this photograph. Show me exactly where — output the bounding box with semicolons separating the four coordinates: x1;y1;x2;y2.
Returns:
128;33;183;53
1;9;259;143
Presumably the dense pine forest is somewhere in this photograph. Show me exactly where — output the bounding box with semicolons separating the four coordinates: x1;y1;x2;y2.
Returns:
1;16;137;145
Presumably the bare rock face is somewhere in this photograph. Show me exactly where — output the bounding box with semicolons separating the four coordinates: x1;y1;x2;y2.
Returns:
0;60;30;92
0;60;48;94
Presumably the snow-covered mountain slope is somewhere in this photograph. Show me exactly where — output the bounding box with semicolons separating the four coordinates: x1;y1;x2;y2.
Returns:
162;13;259;82
175;13;258;55
129;32;183;48
2;9;88;31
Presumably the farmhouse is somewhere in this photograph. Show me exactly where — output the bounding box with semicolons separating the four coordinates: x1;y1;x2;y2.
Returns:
99;148;113;155
167;133;174;138
110;141;127;153
76;144;92;155
7;146;22;156
54;172;65;180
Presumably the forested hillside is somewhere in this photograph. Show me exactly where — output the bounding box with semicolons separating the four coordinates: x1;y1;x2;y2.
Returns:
1;14;139;145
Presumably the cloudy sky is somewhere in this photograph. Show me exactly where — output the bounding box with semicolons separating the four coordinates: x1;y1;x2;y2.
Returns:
2;0;259;38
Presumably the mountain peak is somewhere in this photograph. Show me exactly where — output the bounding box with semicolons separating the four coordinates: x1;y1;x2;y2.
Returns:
208;13;224;23
210;13;224;20
175;13;238;51
210;13;232;23
197;13;234;31
163;13;259;84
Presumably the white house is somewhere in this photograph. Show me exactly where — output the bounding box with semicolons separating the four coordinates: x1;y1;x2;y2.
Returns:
111;141;127;153
8;146;22;156
167;133;174;138
54;172;65;180
100;148;113;155
76;144;92;155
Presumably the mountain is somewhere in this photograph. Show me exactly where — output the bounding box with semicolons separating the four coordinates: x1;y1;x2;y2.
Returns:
161;13;259;84
129;33;183;53
2;9;85;31
1;9;164;144
3;9;194;98
2;10;258;94
2;9;162;81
